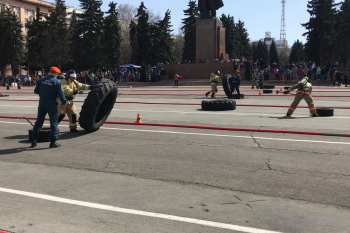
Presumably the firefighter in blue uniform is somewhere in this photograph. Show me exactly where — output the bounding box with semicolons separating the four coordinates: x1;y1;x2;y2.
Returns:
231;70;241;98
31;67;67;148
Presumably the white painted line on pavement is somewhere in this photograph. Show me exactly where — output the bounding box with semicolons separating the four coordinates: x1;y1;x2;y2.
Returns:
1;121;349;145
0;187;281;233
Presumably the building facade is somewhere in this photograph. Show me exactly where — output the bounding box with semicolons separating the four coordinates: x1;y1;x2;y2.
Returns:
0;0;54;34
0;0;54;75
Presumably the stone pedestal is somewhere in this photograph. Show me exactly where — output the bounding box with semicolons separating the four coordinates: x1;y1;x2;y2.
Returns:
196;19;227;62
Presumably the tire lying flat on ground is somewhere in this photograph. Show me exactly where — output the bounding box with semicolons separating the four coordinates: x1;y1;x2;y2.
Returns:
202;99;236;111
222;74;232;98
229;94;245;99
317;108;334;117
263;90;273;94
79;79;118;133
29;128;60;142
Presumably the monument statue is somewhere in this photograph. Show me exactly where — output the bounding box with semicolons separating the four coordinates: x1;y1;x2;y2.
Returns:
198;0;224;19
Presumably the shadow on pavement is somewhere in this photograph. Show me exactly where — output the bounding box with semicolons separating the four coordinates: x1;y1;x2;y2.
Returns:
0;146;47;156
270;116;312;120
3;131;87;144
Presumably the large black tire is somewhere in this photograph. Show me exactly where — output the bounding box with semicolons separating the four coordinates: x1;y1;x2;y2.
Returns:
317;108;334;117
222;74;232;98
229;94;245;99
263;90;273;94
284;87;290;90
202;99;236;111
79;79;118;133
29;128;60;142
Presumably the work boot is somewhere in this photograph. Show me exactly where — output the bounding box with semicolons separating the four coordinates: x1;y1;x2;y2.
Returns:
286;113;292;117
30;137;38;148
205;92;210;97
70;128;79;133
211;93;215;98
49;139;61;148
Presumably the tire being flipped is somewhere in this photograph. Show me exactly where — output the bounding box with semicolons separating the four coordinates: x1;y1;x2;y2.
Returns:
202;99;236;111
222;74;232;98
317;108;334;117
79;79;118;133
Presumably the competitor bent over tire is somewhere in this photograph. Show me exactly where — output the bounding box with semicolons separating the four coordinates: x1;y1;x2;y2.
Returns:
284;77;317;117
58;70;91;132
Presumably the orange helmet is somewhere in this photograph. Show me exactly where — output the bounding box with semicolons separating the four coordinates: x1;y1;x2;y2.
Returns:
236;70;240;73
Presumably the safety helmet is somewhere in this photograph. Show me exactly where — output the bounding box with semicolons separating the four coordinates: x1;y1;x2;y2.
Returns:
261;70;264;73
236;70;240;73
215;70;220;75
66;70;77;79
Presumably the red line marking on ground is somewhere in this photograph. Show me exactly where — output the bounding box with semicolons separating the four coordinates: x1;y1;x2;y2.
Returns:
0;115;349;137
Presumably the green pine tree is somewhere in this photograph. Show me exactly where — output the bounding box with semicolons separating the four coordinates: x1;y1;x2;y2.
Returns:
337;0;350;67
77;0;104;69
136;2;152;66
236;20;252;60
302;0;339;65
181;0;199;62
68;10;80;70
262;42;270;66
270;40;279;65
46;0;70;69
129;20;138;65
0;7;24;74
220;14;235;59
289;40;304;64
26;6;49;72
103;2;121;70
152;10;175;64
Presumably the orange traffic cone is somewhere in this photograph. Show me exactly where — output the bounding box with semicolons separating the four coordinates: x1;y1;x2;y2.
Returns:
20;86;23;90
259;90;262;96
280;88;283;92
135;113;143;124
130;85;132;88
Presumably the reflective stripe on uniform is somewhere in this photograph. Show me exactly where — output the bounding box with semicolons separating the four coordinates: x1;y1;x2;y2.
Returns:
309;107;316;111
69;123;77;127
85;85;90;90
78;83;83;89
289;107;295;111
296;91;310;94
62;85;69;88
67;89;72;95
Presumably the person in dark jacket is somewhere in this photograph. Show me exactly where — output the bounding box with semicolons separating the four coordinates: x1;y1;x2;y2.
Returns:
31;67;66;148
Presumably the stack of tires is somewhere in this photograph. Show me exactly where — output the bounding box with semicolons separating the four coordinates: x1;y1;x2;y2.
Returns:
263;84;275;89
202;100;236;111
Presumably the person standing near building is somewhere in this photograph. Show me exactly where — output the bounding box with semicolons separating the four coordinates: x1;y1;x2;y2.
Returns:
298;65;304;80
31;67;67;148
258;70;264;89
343;72;348;87
251;69;259;89
284;77;317;117
174;73;183;88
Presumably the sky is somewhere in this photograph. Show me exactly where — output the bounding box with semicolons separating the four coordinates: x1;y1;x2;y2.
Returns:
61;0;343;46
